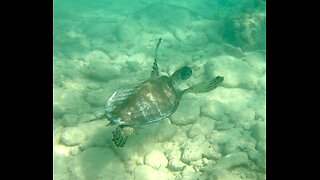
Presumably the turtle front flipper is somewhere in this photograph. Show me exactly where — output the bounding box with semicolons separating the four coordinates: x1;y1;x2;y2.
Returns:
150;38;162;77
184;76;224;94
112;125;134;148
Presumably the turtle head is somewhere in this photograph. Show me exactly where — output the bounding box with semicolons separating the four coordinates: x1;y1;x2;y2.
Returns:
170;66;192;83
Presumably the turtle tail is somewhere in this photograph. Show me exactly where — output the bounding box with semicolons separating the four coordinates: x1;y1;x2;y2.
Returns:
81;112;106;124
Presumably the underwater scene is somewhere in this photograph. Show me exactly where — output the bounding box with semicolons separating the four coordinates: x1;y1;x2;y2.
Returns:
53;0;266;179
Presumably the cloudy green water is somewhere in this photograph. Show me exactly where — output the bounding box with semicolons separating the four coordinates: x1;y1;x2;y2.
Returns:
54;0;266;179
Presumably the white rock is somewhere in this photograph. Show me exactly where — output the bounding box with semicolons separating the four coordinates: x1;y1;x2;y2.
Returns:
84;89;109;107
166;148;181;160
70;147;131;180
187;126;199;138
54;88;92;117
200;100;229;121
136;157;144;165
60;127;86;146
175;29;208;50
170;97;200;126
124;160;137;173
85;50;110;62
82;58;122;81
168;159;186;171
203;147;222;160
132;165;174;180
70;146;80;156
244;51;266;76
182;165;196;179
216;152;249;169
144;150;168;169
205;55;258;89
181;143;202;164
54;152;72;180
221;43;246;58
205;87;258;123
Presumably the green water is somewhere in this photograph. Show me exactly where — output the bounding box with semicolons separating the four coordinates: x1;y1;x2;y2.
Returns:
54;0;266;179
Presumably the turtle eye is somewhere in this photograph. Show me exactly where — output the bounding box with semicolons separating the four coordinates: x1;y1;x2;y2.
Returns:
180;66;192;80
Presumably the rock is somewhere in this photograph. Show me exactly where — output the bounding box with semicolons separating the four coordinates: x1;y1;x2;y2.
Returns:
86;82;101;90
205;87;258;123
250;121;266;142
61;114;79;127
70;146;80;156
144;150;168;169
200;100;229;121
175;29;208;50
205;55;257;89
181;166;196;179
170;97;200;126
257;155;266;173
203;147;222;160
136;157;144;165
247;149;259;162
116;20;141;43
80;50;123;81
60;127;86;146
54;88;92;117
215;121;234;131
181;143;202;164
70;147;131;180
218;129;256;155
221;43;245;58
168;159;186;171
82;59;122;81
124;160;137;173
84;89;109;107
85;50;110;62
220;11;266;51
153;123;177;142
187;117;215;138
244;51;266;76
54;152;72;180
132;165;174;180
187;126;200;138
166;148;181;161
216;152;249;169
78;121;112;150
198;167;241;180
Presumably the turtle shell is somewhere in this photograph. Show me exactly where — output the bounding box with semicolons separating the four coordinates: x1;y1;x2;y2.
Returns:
105;76;181;126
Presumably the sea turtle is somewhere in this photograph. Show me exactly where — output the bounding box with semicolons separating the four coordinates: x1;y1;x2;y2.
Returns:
87;38;224;148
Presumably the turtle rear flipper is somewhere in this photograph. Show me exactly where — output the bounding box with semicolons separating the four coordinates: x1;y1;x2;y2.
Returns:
184;76;224;94
82;111;106;124
112;126;134;148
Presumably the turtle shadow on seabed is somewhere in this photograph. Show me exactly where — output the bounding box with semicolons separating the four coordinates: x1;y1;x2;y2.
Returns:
67;117;160;179
65;121;130;179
